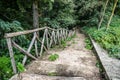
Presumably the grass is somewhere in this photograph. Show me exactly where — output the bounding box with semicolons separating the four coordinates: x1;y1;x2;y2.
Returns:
96;60;107;80
47;72;57;76
48;54;59;61
85;38;93;50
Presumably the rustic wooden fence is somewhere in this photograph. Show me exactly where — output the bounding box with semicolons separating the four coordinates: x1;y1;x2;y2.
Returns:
5;27;75;74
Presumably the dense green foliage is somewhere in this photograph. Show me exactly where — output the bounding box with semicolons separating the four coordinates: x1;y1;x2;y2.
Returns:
40;0;76;28
0;20;27;56
0;0;120;79
82;16;120;59
0;56;12;80
74;0;103;26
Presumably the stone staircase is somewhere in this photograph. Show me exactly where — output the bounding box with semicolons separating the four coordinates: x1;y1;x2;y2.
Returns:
10;33;100;80
26;60;99;79
10;60;99;80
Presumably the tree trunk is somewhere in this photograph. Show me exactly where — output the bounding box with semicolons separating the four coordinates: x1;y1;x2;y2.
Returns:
33;0;39;29
106;0;118;30
98;0;109;30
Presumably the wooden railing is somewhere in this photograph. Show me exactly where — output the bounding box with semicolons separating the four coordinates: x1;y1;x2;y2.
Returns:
5;27;75;74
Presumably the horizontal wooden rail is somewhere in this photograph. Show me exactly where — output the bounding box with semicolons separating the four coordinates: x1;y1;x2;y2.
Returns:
5;27;75;74
5;27;47;38
47;27;68;31
12;41;37;60
4;27;69;38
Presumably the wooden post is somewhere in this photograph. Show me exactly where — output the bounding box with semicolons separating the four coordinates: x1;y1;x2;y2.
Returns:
36;35;48;52
22;33;36;65
74;30;76;35
47;30;52;49
40;29;46;56
62;29;64;40
55;31;57;44
35;40;38;57
63;29;66;40
65;30;68;39
64;29;66;40
68;31;70;38
55;31;58;44
56;30;59;44
34;32;38;57
36;35;48;53
56;30;60;44
61;29;64;41
45;29;49;49
6;38;17;74
68;31;71;38
71;31;72;36
60;30;62;41
53;31;57;44
49;31;54;48
59;30;61;42
12;41;37;60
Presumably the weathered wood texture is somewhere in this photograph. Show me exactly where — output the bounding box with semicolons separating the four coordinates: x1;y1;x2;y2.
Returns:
5;27;75;74
5;27;46;38
39;29;47;56
12;41;37;60
6;38;17;73
22;33;37;65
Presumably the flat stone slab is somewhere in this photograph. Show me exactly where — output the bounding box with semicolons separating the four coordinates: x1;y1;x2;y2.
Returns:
90;37;120;80
10;73;86;80
25;60;98;78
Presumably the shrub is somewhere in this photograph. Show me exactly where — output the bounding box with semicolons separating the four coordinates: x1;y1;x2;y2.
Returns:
82;16;120;59
85;38;93;50
48;54;59;61
0;56;13;80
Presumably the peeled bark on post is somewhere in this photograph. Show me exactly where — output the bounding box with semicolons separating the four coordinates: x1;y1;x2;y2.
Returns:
33;0;39;29
106;0;118;30
98;0;109;30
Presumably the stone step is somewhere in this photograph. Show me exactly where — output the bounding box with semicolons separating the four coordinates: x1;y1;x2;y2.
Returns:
10;73;86;80
25;60;99;79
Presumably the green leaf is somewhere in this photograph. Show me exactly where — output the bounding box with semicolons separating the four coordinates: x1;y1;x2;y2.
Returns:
17;62;25;73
